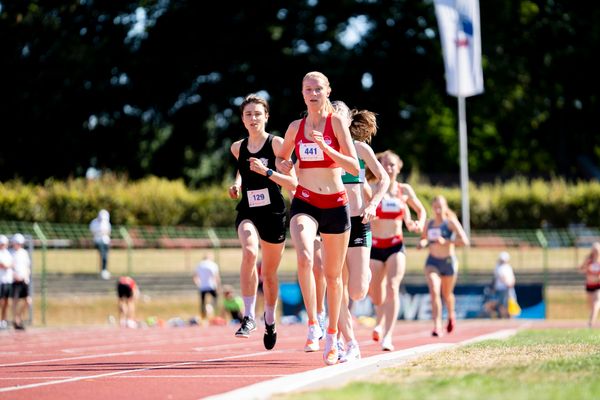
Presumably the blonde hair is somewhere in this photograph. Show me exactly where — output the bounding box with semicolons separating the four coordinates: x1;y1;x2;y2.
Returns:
303;71;334;113
366;149;403;182
432;195;458;221
331;100;351;126
589;242;600;262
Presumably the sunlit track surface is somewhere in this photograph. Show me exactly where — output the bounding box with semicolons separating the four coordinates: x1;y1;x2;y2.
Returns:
0;319;582;399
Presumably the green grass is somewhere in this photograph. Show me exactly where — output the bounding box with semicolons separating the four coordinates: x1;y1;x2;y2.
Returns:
279;329;600;400
32;293;201;327
33;246;586;275
30;286;588;328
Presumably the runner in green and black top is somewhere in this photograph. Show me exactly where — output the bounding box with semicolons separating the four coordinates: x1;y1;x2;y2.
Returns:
333;101;390;362
229;94;297;350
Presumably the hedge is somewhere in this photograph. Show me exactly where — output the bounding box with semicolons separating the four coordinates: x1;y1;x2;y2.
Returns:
0;175;598;229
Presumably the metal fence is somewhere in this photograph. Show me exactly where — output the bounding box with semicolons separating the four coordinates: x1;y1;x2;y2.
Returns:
2;220;598;276
2;220;597;326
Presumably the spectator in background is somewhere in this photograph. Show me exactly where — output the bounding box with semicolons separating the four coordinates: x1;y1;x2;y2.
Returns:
193;254;221;322
11;233;31;330
579;242;600;328
0;235;13;330
222;284;244;322
485;251;516;318
117;276;139;328
90;209;111;280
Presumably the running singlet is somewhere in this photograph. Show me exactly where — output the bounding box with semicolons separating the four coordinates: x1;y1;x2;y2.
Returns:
236;135;286;213
295;113;339;169
375;184;405;220
588;262;600;273
586;262;600;279
342;156;365;184
118;276;137;290
427;219;455;242
585;262;600;291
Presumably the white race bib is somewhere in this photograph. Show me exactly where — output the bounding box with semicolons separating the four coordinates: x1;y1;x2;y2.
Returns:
381;198;402;213
247;188;271;208
299;142;324;161
427;228;442;241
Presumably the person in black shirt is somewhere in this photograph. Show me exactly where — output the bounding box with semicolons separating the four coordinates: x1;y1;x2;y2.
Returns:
228;94;297;350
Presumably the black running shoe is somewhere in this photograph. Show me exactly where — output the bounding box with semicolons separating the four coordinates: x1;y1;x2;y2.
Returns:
235;316;257;338
263;319;277;350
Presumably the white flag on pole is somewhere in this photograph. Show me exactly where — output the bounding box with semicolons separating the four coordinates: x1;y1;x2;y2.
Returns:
434;0;484;97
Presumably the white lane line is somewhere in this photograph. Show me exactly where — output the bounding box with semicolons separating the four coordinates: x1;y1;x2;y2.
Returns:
0;351;148;367
0;350;275;393
117;374;285;378
0;375;285;380
459;328;519;344
203;343;453;400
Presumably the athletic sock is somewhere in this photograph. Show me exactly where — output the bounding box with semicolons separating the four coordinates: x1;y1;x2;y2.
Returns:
243;295;256;319
264;305;275;325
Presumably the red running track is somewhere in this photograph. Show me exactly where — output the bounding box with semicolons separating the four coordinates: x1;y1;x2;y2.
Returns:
0;319;582;400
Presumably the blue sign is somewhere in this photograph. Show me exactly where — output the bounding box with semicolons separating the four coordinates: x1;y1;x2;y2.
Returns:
280;283;546;320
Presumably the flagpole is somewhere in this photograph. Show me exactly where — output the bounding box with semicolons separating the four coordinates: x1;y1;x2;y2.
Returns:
434;0;482;240
458;95;471;239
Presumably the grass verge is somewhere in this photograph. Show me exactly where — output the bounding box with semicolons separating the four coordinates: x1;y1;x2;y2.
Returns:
280;328;600;400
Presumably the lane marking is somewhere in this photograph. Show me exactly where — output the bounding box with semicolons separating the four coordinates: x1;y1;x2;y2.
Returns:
0;351;147;367
0;375;285;380
0;349;278;392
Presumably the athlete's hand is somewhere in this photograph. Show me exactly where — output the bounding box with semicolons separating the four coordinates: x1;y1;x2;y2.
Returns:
278;159;293;174
249;157;267;175
361;204;377;224
405;220;418;232
412;220;424;233
228;184;240;199
311;130;327;149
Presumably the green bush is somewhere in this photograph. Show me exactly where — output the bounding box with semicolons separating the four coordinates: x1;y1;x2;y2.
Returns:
0;175;598;228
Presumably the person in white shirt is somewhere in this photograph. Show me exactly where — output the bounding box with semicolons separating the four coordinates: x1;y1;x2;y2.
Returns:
90;209;112;280
193;254;221;321
0;235;14;329
485;251;516;318
10;233;31;330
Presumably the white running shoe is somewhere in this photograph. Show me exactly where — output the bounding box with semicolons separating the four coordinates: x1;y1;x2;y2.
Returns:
317;312;327;340
101;270;111;280
336;339;346;361
304;323;322;352
323;333;338;365
381;336;394;351
340;340;361;362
